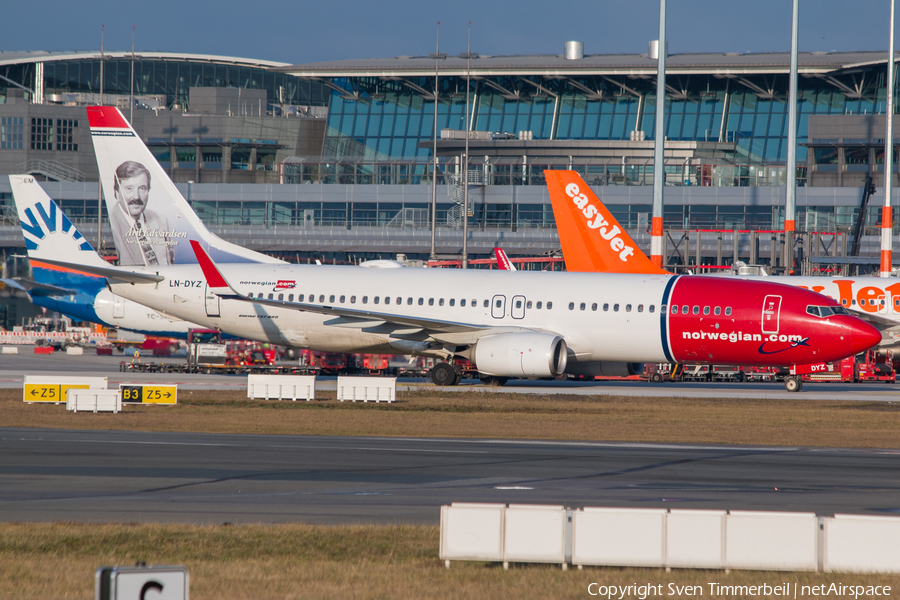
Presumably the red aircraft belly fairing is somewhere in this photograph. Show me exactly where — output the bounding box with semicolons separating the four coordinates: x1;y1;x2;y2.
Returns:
663;276;881;366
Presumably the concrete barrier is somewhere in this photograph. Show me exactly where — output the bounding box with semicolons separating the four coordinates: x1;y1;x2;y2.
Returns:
572;507;666;568
503;504;568;568
337;376;396;402
65;346;84;356
247;374;316;401
725;511;818;572
67;389;122;413
824;514;900;573
440;503;505;566
666;509;726;569
1;346;18;354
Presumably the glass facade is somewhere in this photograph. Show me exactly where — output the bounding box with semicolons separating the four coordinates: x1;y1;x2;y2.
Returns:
0;57;329;109
323;69;892;165
0;117;23;149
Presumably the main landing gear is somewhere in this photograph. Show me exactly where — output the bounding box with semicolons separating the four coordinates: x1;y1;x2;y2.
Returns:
429;362;462;386
784;376;803;392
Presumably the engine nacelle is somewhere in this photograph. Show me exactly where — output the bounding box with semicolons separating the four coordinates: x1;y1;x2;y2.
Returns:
566;361;644;378
473;332;567;377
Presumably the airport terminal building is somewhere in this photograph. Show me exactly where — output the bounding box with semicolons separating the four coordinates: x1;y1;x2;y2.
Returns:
0;47;899;281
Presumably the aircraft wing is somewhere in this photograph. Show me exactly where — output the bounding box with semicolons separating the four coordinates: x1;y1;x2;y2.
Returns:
190;240;490;335
25;258;164;284
8;277;75;297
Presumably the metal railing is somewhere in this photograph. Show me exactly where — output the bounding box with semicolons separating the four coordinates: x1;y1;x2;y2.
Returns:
19;160;86;183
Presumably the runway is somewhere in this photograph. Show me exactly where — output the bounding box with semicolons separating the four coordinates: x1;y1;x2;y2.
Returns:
2;428;898;525
0;350;897;400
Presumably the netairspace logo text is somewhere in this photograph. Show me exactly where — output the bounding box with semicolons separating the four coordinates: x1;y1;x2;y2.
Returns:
586;581;892;598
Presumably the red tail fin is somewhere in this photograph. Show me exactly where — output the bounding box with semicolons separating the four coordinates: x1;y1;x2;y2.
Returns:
545;170;668;274
493;248;516;271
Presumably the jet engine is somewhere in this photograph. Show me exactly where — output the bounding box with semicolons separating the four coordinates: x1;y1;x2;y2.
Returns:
566;361;644;378
473;332;567;377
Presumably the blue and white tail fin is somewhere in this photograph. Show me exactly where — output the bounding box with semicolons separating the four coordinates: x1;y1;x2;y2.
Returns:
10;174;110;269
87;106;283;266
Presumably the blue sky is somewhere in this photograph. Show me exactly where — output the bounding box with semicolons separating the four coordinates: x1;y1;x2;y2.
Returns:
4;0;899;64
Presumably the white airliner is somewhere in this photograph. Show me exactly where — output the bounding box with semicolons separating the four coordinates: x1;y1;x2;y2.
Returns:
544;170;900;351
9;175;198;338
33;106;875;391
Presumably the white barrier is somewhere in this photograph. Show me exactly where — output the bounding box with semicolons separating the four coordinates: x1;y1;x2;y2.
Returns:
66;389;121;413
824;514;900;573
337;376;396;402
247;374;315;401
725;511;818;572
440;503;505;566
65;346;84;356
666;509;726;569
1;346;18;354
503;504;567;568
572;507;666;568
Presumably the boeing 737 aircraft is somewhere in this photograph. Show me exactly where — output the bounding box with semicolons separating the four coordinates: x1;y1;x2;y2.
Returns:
46;106;876;390
544;170;900;350
10;175;198;337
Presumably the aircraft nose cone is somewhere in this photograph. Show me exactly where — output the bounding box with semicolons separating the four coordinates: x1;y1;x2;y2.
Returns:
849;318;883;355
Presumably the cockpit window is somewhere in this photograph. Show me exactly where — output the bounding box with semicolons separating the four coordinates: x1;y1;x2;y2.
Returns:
807;305;849;318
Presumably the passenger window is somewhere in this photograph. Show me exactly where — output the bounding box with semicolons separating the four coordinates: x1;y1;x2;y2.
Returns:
714;306;721;316
613;303;619;312
461;299;467;307
429;298;435;306
329;295;335;303
671;305;678;314
703;306;710;315
526;301;532;309
579;303;586;311
278;293;284;301
472;299;477;307
319;295;325;303
384;297;390;305
351;295;356;303
450;299;455;307
495;299;502;308
649;305;655;313
547;301;553;309
515;300;522;309
299;294;305;302
374;297;380;304
591;303;597;311
625;304;632;312
288;294;294;302
660;305;666;314
536;301;542;309
340;295;345;303
841;299;849;306
268;293;274;300
603;303;609;311
439;299;445;306
693;306;700;315
638;304;643;313
725;307;732;316
569;302;575;310
484;300;489;308
396;297;402;305
363;296;368;304
418;298;424;305
407;298;413;305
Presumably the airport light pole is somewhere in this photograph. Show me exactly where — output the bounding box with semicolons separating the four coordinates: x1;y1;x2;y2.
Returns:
428;23;445;262
130;25;135;124
98;24;105;253
650;0;666;269
784;0;799;274
882;0;896;278
461;22;475;269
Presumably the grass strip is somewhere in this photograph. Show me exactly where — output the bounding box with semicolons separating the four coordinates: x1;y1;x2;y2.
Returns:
2;523;899;600
2;388;899;448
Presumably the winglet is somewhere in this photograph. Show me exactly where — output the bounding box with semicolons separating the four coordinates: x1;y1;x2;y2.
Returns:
189;240;238;297
494;247;516;271
544;170;669;274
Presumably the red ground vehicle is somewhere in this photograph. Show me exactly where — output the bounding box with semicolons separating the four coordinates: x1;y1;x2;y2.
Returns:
802;350;895;383
141;336;181;356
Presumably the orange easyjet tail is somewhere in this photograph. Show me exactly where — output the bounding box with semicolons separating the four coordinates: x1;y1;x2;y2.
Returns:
544;170;669;274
